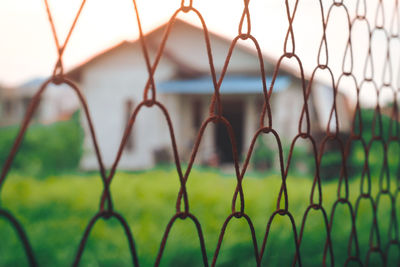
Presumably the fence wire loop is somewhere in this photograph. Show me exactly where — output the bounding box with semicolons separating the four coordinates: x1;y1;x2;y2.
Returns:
181;0;193;12
1;0;400;266
238;0;251;39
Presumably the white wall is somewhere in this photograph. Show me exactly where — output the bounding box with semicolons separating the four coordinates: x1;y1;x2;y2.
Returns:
270;83;305;143
79;43;177;170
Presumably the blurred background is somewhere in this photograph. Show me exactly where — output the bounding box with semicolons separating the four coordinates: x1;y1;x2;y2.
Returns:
0;0;399;266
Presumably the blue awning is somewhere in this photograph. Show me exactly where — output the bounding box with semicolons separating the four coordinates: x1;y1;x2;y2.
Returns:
158;76;290;94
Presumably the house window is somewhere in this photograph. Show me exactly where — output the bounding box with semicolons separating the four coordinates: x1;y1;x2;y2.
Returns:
3;99;14;117
192;99;202;129
22;97;31;114
21;97;41;120
125;99;135;151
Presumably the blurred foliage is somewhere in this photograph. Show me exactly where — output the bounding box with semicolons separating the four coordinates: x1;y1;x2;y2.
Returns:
0;168;396;266
347;108;399;181
252;136;314;176
286;143;314;176
318;108;398;181
319;147;343;181
0;111;84;177
251;137;275;170
251;108;400;181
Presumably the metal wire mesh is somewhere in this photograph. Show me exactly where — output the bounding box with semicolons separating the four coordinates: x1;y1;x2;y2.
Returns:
1;0;400;266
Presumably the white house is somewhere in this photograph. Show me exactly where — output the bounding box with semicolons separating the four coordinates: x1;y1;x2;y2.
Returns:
67;19;351;170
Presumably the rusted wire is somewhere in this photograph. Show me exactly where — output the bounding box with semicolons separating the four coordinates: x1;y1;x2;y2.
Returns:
0;0;400;266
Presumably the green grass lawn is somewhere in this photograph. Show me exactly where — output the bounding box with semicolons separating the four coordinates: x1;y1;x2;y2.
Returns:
0;167;398;266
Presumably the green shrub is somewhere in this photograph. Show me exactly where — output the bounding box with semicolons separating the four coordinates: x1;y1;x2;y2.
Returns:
0;111;84;177
319;148;343;180
348;108;397;180
251;137;275;170
251;137;314;175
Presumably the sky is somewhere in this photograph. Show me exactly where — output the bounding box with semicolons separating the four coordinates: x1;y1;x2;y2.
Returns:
0;0;397;104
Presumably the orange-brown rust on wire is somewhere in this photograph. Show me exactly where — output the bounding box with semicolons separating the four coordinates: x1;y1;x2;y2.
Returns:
0;0;399;266
44;0;86;83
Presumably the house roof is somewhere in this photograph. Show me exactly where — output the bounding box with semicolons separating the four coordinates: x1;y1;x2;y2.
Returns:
19;77;46;88
67;18;299;81
158;75;290;94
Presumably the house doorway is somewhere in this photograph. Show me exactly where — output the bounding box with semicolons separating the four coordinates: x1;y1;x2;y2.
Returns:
215;100;244;164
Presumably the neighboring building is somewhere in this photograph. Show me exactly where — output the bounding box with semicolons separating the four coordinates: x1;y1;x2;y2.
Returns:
0;85;18;126
67;19;351;170
0;78;79;127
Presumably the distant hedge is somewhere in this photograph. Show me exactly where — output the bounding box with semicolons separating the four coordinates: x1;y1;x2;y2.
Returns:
250;108;399;180
0;111;84;177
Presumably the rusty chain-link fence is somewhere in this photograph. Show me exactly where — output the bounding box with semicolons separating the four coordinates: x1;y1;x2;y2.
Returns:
1;0;400;266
